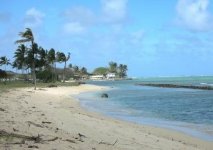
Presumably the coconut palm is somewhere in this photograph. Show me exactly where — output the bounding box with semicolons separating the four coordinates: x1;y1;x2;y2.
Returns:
80;67;87;75
15;28;37;90
118;64;128;78
73;65;79;74
68;63;72;69
48;48;56;82
57;52;70;82
109;61;117;73
37;46;48;70
0;56;10;71
13;44;27;74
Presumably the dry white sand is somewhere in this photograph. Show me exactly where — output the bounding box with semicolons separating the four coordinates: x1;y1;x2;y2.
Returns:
0;84;212;150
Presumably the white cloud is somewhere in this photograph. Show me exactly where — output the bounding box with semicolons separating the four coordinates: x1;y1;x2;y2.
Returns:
61;6;96;35
101;0;128;23
63;22;86;35
63;6;96;25
24;8;45;27
176;0;213;31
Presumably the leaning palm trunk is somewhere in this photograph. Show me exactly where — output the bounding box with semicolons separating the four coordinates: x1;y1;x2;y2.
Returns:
15;28;37;90
31;41;36;90
63;60;67;83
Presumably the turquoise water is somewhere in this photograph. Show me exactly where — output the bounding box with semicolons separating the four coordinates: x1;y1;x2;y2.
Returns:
76;76;213;141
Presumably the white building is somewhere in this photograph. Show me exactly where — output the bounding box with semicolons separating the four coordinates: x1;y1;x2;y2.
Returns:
106;73;116;80
90;75;104;80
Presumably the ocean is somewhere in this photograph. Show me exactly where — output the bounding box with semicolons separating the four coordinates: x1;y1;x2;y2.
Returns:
76;76;213;141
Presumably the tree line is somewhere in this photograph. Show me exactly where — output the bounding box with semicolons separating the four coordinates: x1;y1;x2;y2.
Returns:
93;61;128;78
0;28;88;89
0;28;129;88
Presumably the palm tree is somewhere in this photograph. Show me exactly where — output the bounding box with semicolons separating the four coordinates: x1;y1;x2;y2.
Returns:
62;52;70;83
68;63;72;69
73;65;79;74
15;28;37;90
118;64;128;78
80;67;87;75
56;52;70;82
13;44;27;74
48;48;56;82
37;46;48;70
0;56;10;83
0;56;10;72
109;61;117;73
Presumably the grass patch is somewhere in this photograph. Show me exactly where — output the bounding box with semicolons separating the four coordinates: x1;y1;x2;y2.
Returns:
0;80;81;92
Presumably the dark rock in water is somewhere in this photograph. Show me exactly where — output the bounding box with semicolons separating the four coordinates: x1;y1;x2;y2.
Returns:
101;93;108;98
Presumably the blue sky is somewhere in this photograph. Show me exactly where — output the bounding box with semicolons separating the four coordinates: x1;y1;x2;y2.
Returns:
0;0;213;77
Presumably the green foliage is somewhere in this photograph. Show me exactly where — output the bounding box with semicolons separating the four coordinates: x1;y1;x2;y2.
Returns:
0;69;7;79
118;64;128;78
80;67;88;75
108;61;117;73
36;70;53;83
93;67;108;75
0;56;10;71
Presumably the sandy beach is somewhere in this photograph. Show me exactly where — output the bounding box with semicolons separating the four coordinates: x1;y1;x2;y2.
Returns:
0;84;212;150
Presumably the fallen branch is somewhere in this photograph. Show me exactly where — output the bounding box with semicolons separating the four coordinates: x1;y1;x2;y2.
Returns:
45;137;58;142
0;130;42;144
42;121;52;124
65;139;76;143
27;121;43;128
99;139;118;146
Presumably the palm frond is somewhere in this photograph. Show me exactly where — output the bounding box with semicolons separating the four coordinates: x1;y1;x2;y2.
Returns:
15;39;31;44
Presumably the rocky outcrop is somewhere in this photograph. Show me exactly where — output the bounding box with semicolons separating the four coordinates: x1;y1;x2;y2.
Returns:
101;93;108;98
136;83;213;90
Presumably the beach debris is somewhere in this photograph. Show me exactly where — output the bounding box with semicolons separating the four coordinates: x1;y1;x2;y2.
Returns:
45;137;58;142
42;121;52;124
28;145;39;148
0;108;5;111
73;133;87;142
13;128;19;132
65;139;76;143
47;84;57;88
78;133;86;138
99;139;118;146
101;93;108;98
0;130;42;144
27;121;43;128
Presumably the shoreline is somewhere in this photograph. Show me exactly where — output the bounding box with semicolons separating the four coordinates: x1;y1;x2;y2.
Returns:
0;84;212;150
77;85;213;141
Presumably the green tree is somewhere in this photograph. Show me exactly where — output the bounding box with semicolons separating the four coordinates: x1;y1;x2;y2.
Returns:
80;67;87;75
37;46;48;70
0;56;10;72
56;52;70;82
13;44;27;74
118;64;128;78
73;65;79;74
108;61;117;73
93;67;108;75
15;28;37;90
68;63;72;69
47;48;56;82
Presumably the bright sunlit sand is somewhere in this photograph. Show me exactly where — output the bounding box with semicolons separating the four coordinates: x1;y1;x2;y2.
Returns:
0;85;212;150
